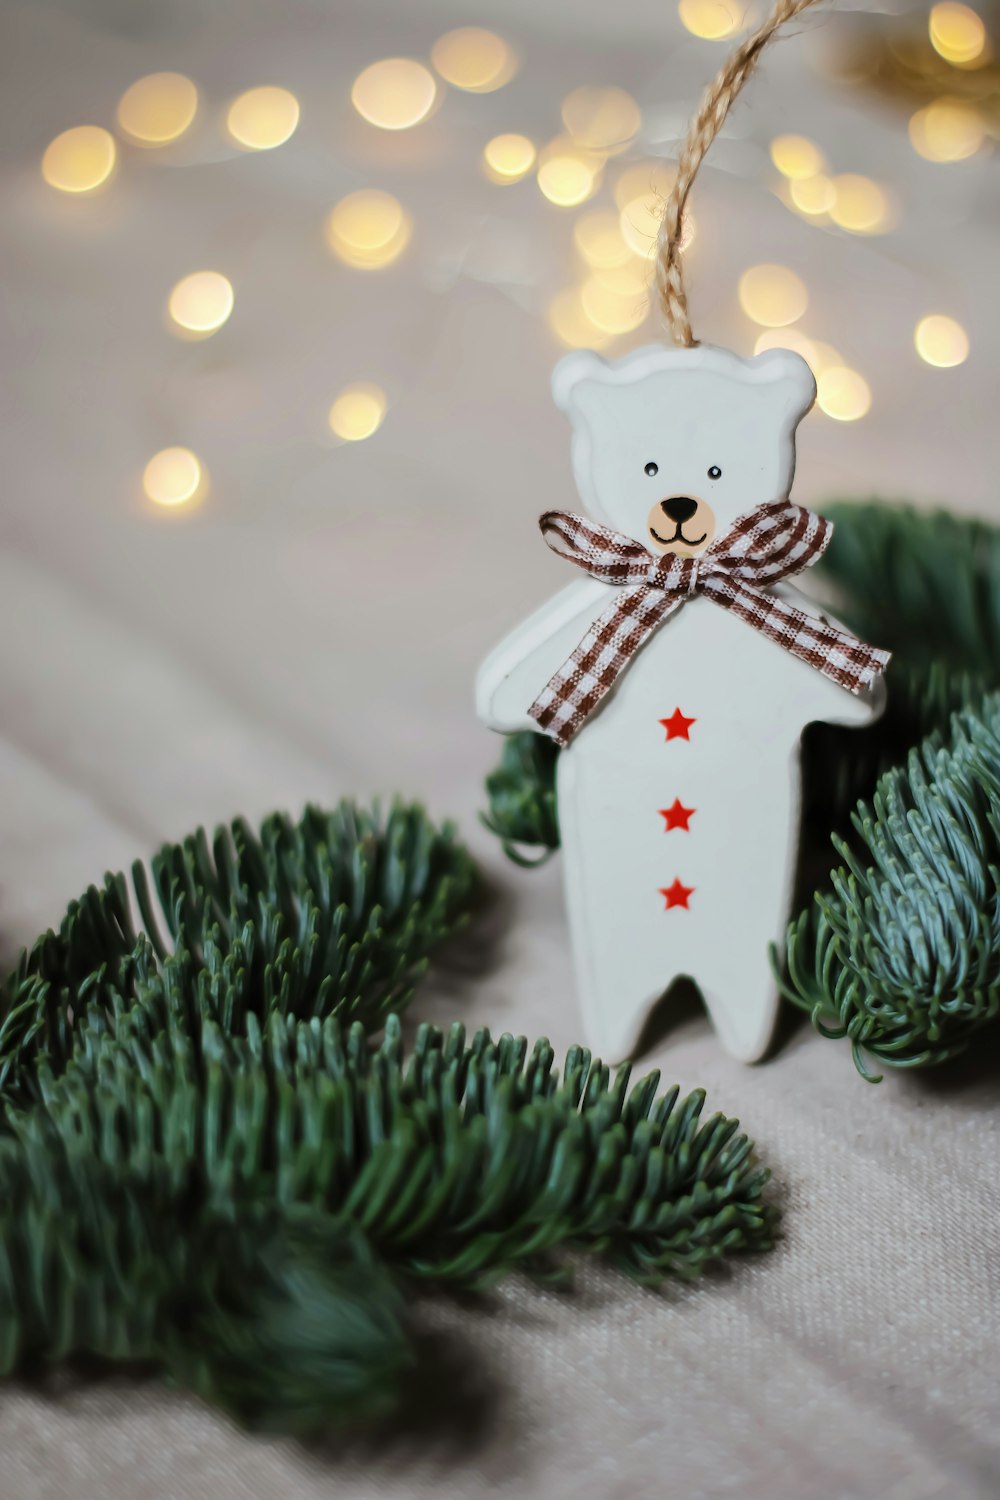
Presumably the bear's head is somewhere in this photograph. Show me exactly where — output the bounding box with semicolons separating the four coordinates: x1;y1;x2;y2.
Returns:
552;343;816;558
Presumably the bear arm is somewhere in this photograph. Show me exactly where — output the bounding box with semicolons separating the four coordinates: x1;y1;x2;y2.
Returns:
475;577;612;733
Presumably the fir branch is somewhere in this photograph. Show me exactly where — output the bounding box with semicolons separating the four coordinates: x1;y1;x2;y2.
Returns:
0;802;477;1107
0;1131;412;1434
779;691;1000;1078
820;500;1000;676
11;1009;777;1290
481;730;560;864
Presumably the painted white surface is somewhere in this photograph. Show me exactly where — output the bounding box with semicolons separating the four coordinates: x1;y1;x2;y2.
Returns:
478;343;883;1061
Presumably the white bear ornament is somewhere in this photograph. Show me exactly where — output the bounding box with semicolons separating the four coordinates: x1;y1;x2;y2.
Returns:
476;343;890;1063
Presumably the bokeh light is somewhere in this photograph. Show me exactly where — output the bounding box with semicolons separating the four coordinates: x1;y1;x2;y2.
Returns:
561;87;641;156
537;142;602;207
431;28;516;92
482;133;536;184
817;367;871;421
828;175;890;234
908;99;985;162
325;189;412;269
678;0;741;39
143;447;204;507
168;271;234;336
915;314;969;367
351;59;437;130
547;288;612;349
117;73;198;146
929;2;987;65
770;135;825;179
41;125;116;194
738;264;808;327
580;275;649;334
328;384;387;441
574;211;635;269
753;328;845;379
227;87;300;150
789;173;836;217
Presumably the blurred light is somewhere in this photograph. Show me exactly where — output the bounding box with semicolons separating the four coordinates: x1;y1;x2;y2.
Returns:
770;134;825;179
620;193;693;257
351;59;436;130
325;189;412;269
678;0;741;40
614;160;675;210
574;211;635;269
929;3;987;65
328;383;387;440
829;174;890;233
753;328;844;379
590;260;650;296
537;144;601;207
738;264;807;326
227;86;300;150
561;87;641;156
580;274;649;334
431;28;515;92
117;73;198;146
915;314;969;367
908;99;985;161
41;125;116;193
789;173;836;216
483;133;536;183
547;288;612;349
168;271;234;335
143;447;204;506
817;367;871;421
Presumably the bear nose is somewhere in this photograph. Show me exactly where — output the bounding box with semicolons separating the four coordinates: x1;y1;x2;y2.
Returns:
661;496;698;524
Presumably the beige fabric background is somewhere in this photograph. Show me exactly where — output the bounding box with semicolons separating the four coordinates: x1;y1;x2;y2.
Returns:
1;0;999;1495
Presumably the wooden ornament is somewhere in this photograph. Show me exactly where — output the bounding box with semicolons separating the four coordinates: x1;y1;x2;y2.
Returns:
476;343;886;1062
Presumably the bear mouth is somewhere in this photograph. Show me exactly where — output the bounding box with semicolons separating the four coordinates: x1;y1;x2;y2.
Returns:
650;523;708;548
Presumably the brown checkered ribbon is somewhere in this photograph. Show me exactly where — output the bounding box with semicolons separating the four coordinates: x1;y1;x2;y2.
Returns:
528;501;891;747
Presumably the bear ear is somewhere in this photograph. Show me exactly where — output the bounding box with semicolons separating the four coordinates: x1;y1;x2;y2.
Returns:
551;350;610;414
749;347;817;420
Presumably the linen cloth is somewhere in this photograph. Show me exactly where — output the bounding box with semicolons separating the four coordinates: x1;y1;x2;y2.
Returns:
1;1;998;1496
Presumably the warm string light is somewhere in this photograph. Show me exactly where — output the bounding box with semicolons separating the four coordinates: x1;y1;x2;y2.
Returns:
226;86;300;150
738;264;808;327
117;73;198;146
536;138;603;207
915;314;969;367
561;87;640;156
325;189;412;269
678;0;742;40
328;384;387;441
771;135;891;233
41;125;116;193
143;447;205;507
909;99;985;162
817;367;871;422
431;29;516;92
351;59;437;130
928;2;988;66
482;134;536;184
167;271;234;336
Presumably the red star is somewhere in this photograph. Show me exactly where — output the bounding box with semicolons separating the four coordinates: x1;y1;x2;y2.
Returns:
659;708;696;741
659;799;695;832
659;879;695;911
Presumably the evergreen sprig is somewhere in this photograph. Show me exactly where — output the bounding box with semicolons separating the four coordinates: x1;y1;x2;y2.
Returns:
780;693;1000;1078
18;1006;775;1289
0;801;476;1108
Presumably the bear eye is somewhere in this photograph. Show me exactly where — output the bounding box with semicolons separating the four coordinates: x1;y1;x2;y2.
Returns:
708;465;722;480
644;461;659;477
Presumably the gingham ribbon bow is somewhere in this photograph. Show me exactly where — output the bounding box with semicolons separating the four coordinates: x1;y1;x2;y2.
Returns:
528;501;891;747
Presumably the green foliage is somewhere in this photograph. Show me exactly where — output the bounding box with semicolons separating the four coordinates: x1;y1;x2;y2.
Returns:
481;730;559;864
820;500;1000;677
11;1009;774;1291
0;801;476;1109
0;1135;411;1434
782;691;1000;1080
0;801;775;1433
